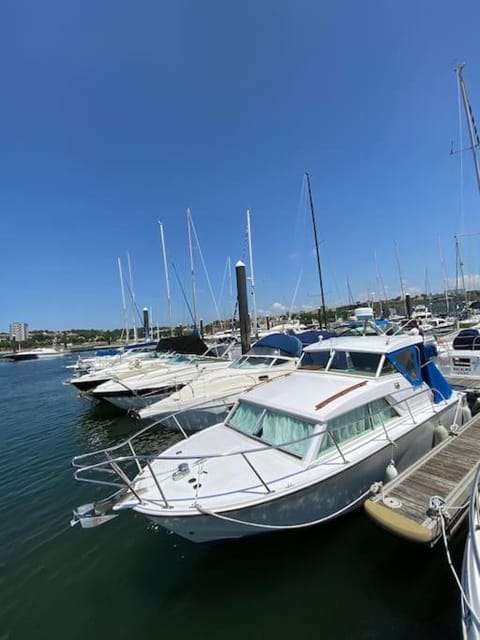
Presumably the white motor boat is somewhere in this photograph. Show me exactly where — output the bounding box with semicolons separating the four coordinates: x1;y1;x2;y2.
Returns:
136;333;304;426
69;349;173;393
462;462;480;640
90;351;232;411
436;328;480;390
72;333;468;543
69;335;231;394
6;348;66;361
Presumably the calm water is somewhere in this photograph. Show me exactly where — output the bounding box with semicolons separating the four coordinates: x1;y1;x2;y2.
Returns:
0;357;466;639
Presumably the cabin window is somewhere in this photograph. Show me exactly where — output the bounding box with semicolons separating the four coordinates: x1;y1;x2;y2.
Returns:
227;401;264;435
318;398;398;456
328;351;382;376
233;356;276;369
227;401;315;457
272;358;291;366
299;351;331;370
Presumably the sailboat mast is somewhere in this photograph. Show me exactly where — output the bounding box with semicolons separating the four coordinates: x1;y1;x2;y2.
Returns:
394;242;407;315
346;275;355;306
456;64;480;198
246;209;258;338
158;221;174;336
227;255;235;326
306;173;328;329
186;208;199;331
127;251;138;342
438;237;450;314
374;251;386;318
117;256;129;342
455;234;468;311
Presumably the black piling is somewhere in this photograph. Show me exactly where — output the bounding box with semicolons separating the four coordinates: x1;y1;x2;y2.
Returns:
142;307;150;339
236;260;251;354
405;294;412;319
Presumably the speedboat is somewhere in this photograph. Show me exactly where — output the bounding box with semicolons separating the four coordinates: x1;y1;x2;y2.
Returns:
69;335;229;394
72;333;468;543
6;348;66;361
136;333;304;426
462;462;480;640
69;349;172;393
90;351;232;411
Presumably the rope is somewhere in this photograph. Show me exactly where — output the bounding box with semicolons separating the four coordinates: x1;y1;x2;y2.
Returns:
194;486;373;530
439;510;480;630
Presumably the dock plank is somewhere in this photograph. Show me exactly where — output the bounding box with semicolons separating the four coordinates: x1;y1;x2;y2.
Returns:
367;413;480;537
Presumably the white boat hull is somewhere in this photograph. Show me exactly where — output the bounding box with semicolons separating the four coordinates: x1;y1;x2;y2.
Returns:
140;402;459;542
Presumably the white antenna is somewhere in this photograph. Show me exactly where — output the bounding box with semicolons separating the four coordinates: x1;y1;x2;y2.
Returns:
246;209;258;338
158;221;174;336
117;256;129;343
186;208;199;330
126;251;138;342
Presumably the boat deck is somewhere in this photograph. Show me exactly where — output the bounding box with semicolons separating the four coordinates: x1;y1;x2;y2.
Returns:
364;413;480;545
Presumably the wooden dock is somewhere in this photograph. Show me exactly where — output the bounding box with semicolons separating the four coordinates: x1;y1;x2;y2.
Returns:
364;414;480;545
443;374;480;392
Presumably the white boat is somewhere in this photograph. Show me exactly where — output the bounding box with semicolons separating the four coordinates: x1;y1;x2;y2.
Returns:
136;333;304;426
90;351;232;410
72;333;468;543
462;463;480;639
69;349;173;393
436;328;480;390
6;348;66;361
69;335;230;394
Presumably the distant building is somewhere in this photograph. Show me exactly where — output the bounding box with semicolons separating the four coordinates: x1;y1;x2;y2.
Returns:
9;322;29;342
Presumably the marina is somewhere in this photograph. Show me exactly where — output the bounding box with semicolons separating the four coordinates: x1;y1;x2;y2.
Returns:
2;2;480;639
0;357;469;639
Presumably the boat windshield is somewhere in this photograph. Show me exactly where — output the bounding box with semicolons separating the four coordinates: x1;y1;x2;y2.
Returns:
300;350;386;376
227;401;315;457
230;356;290;369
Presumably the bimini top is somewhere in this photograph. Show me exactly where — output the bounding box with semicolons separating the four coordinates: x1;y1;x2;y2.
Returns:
249;333;303;358
303;334;423;355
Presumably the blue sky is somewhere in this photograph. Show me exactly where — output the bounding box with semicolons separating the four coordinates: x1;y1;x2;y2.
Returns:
1;0;480;331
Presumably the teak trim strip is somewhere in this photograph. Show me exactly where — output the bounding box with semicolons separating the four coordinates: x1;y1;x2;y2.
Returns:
315;380;368;410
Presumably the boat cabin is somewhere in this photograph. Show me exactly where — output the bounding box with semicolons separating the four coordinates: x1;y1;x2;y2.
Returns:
224;335;452;462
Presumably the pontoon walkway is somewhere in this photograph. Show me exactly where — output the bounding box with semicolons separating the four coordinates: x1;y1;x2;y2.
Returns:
364;413;480;546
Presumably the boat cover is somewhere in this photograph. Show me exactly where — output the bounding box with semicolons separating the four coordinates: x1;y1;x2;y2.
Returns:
291;330;337;346
249;333;302;357
453;329;480;351
95;348;120;357
155;335;209;355
387;343;452;403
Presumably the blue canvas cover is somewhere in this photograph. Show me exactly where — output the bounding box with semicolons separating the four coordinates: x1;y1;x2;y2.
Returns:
251;333;303;357
386;347;422;387
290;330;337;346
387;343;452;403
418;342;452;403
95;348;120;357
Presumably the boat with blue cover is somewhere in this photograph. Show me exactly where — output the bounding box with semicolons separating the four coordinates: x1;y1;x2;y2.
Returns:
72;332;468;543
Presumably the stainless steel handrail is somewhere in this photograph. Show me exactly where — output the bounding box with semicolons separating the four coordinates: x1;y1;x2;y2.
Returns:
73;386;460;509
